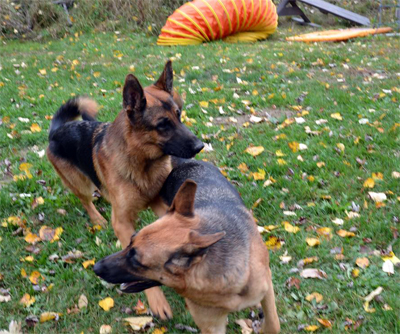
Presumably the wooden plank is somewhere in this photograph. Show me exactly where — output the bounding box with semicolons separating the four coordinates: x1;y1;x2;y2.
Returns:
298;0;371;26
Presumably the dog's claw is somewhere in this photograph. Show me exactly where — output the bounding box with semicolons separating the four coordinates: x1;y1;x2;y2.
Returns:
145;287;173;320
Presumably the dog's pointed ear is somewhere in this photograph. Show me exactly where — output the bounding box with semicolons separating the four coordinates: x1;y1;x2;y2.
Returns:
154;60;173;94
169;179;197;217
164;230;225;275
123;74;146;121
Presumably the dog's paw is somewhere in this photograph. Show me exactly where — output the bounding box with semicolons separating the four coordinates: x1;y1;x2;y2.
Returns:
92;215;107;228
145;287;173;320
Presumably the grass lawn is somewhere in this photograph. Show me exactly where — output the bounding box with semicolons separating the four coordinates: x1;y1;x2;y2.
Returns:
0;27;399;333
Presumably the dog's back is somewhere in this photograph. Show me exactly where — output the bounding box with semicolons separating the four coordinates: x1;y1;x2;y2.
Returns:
160;160;259;281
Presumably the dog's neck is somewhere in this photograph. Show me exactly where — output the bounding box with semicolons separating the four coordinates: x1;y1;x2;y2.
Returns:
105;115;172;193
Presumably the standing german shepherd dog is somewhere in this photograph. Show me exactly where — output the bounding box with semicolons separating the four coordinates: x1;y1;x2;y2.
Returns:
47;61;204;319
94;160;280;334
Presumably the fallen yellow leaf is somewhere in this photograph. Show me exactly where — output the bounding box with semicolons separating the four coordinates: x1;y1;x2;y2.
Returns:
237;162;249;173
20;293;35;307
251;169;266;181
265;236;282;250
283;221;299;234
306;238;320;247
356;257;370;268
82;259;96;269
288;141;299;153
317;318;332;328
305;325;319;332
39;226;63;242
30;123;41;132
363;178;375;188
39;69;47;75
306;292;323;303
99;297;114;311
93;72;101;78
24;232;41;244
336;229;355;238
316;227;332;239
40;312;61;323
29;271;44;285
330;112;343;120
199;101;209;108
245;146;264;157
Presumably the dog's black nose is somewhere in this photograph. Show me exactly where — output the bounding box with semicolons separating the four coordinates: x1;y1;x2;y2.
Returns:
193;141;204;154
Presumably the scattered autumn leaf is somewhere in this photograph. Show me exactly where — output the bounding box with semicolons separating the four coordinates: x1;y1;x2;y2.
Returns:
78;294;88;309
306;292;323;303
356;257;370;268
30;123;41;132
20;293;35;307
24;232;41;244
245;145;264;157
99;324;112;334
40;312;61;323
330;112;343;120
300;268;327;279
283;221;300;233
337;229;355;238
39;226;63;242
82;259;95;269
99;297;114;311
368;192;387;203
306;238;320;247
363;178;375;188
124;317;153;331
317;318;332;328
29;271;44;285
305;325;319;332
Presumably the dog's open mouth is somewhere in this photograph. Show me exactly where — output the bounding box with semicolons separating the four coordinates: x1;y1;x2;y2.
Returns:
120;280;162;293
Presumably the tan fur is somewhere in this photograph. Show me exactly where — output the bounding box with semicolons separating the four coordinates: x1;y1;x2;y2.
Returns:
77;96;99;118
47;62;195;320
112;198;280;334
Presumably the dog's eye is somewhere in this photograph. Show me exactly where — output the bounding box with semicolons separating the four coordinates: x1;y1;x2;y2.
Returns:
157;118;171;131
176;109;181;120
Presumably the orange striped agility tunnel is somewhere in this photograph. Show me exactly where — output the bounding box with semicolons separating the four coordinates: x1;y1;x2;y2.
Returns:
157;0;278;45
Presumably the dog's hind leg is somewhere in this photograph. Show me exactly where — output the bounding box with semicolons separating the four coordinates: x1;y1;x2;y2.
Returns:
186;299;228;334
260;268;280;334
47;148;107;227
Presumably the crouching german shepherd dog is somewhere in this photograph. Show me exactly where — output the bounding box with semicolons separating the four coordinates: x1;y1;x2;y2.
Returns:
94;160;280;334
47;61;204;319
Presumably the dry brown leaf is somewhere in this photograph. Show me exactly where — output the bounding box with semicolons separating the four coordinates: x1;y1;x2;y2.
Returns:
235;319;253;334
300;269;327;279
78;294;88;309
39;226;63;243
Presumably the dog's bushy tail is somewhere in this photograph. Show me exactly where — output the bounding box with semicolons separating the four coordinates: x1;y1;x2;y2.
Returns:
49;96;99;138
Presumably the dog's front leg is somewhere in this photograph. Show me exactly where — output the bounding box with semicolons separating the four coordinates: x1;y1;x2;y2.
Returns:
110;195;173;320
260;268;280;334
186;299;228;334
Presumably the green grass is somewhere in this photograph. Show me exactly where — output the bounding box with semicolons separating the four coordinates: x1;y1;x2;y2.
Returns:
0;28;399;333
